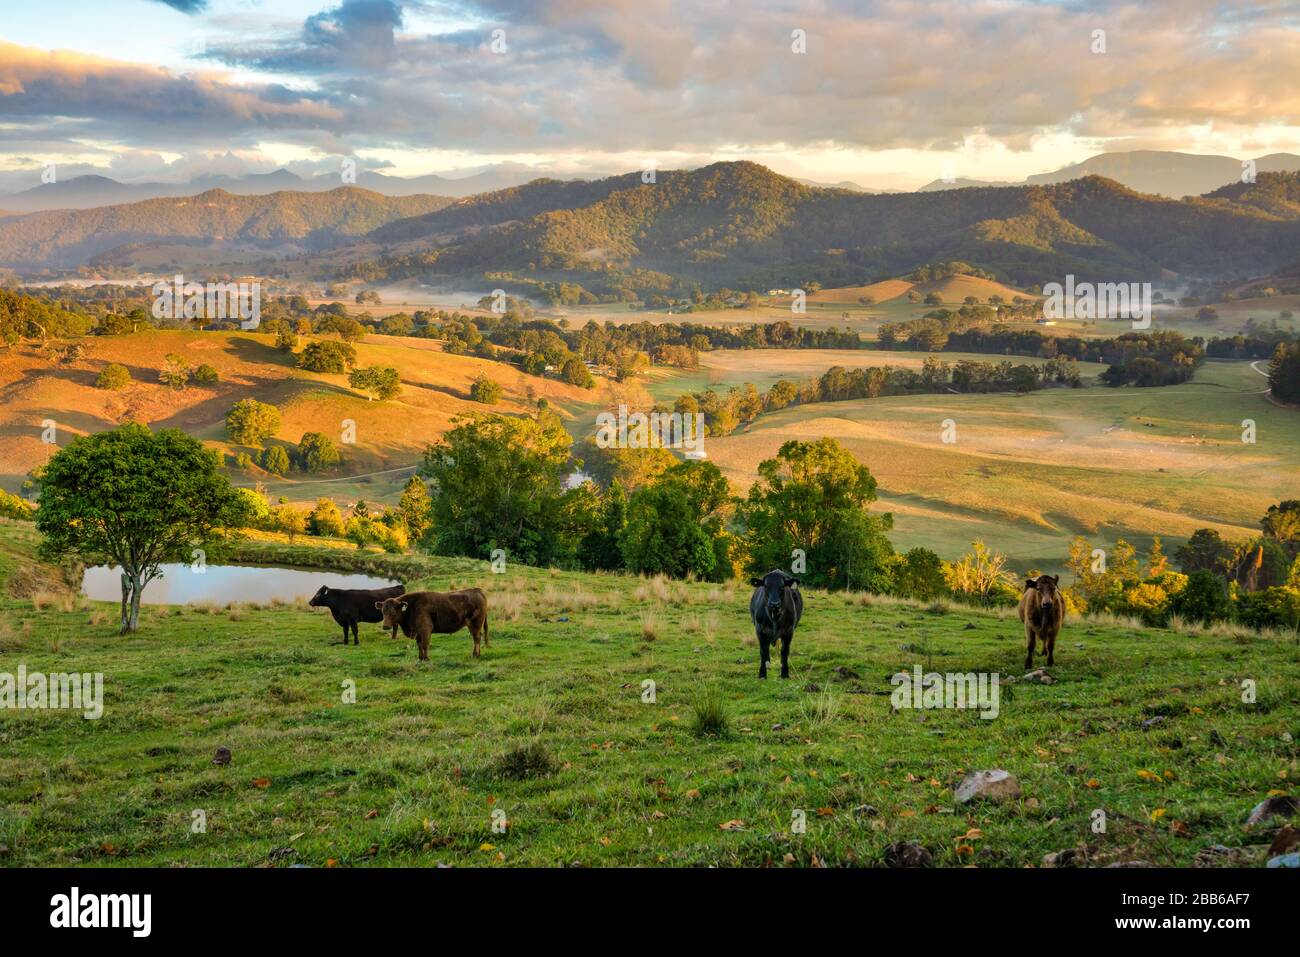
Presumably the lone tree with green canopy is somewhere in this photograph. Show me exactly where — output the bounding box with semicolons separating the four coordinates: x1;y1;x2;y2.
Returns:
36;423;248;633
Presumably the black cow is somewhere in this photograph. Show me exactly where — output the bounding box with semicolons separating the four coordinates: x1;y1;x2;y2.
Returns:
309;583;405;645
749;569;803;678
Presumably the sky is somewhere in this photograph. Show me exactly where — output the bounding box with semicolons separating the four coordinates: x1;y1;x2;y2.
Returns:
1;0;1299;191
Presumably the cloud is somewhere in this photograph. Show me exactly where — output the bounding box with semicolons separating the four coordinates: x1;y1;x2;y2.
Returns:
3;0;1300;165
152;0;208;12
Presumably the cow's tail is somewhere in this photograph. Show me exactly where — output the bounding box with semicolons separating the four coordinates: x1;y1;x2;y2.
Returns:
483;608;489;646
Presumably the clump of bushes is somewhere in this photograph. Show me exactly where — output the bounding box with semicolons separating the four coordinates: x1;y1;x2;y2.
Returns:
95;363;131;390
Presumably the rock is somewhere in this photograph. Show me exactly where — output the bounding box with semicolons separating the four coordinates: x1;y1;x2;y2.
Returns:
833;666;861;680
1209;729;1227;748
1246;794;1298;827
1105;861;1152;868
212;746;232;766
1268;825;1300;859
1267;852;1300;868
803;683;821;693
267;846;297;862
1193;844;1264;868
963;622;976;630
852;804;879;818
1042;848;1080;868
883;842;932;868
1022;669;1055;685
1140;716;1166;730
954;769;1022;804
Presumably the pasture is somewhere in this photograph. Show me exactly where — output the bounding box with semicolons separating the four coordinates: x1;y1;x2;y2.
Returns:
701;360;1295;568
0;524;1295;868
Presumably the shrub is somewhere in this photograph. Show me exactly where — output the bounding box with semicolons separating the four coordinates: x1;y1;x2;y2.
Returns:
297;340;357;373
1169;570;1231;624
1235;586;1300;630
225;399;281;446
158;353;191;390
0;488;34;520
489;741;558;780
307;498;346;537
193;364;219;384
259;445;291;476
95;363;131;390
470;375;503;404
297;432;340;473
348;366;401;401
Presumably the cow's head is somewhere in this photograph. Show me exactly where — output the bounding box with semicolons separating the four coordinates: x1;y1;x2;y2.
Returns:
1025;574;1060;611
376;596;409;629
751;569;799;620
308;585;330;607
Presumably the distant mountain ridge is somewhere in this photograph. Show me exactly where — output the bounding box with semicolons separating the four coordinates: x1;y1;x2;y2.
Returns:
922;150;1300;198
0;188;452;268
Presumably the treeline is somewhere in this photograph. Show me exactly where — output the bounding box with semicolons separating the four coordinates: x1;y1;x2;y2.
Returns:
1056;503;1300;630
666;355;1081;436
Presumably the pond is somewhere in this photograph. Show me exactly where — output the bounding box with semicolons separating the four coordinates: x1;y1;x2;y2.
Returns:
80;564;400;606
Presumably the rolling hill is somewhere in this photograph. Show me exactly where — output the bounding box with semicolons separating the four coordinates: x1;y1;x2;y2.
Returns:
0;188;454;269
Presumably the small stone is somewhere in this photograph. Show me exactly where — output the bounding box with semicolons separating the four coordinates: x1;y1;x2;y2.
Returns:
852;804;879;818
1022;669;1055;685
1141;716;1166;730
1042;848;1080;868
883;841;932;868
1246;794;1298;827
212;746;232;766
954;769;1022;804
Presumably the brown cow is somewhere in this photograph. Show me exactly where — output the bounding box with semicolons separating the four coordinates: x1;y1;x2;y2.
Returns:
1018;574;1064;669
376;589;489;661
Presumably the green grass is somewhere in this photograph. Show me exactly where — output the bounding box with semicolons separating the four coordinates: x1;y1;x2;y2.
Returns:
1;526;1296;868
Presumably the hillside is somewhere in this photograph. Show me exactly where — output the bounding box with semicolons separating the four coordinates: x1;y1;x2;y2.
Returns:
2;528;1294;867
0;188;454;268
350;163;1300;292
808;275;1034;305
0;330;599;495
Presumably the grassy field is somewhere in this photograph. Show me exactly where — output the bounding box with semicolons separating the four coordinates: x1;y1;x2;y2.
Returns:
0;523;1295;868
0;329;604;502
702;360;1294;568
644;348;1112;403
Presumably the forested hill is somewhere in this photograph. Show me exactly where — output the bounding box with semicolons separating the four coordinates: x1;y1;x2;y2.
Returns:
352;162;1300;291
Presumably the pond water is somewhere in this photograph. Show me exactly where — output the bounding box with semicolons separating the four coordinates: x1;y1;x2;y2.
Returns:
81;564;399;606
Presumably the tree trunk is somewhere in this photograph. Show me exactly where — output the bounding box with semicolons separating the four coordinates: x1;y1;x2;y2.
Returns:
120;571;143;633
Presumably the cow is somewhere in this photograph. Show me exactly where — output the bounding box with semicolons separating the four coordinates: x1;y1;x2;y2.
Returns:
308;583;405;645
377;588;489;661
749;569;803;679
1019;574;1064;669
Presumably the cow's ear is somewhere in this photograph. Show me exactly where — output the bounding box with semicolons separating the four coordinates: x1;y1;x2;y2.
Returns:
374;601;384;610
320;587;328;595
786;577;799;587
1025;579;1037;590
750;578;764;587
398;601;408;612
1049;575;1060;585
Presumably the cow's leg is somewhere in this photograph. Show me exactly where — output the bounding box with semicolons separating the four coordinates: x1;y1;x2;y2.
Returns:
1046;628;1056;666
352;621;360;645
471;623;481;658
1023;625;1035;670
482;612;489;647
758;633;769;678
419;632;429;661
340;623;349;645
779;633;791;679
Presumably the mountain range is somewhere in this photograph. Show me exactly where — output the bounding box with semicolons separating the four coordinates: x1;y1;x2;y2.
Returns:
6;150;1300;217
919;150;1300;198
4;162;1300;292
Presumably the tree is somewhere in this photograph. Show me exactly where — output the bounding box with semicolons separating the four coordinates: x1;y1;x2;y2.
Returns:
270;502;307;543
274;326;298;352
1267;341;1300;403
419;412;571;566
579;480;627;571
470;375;503;404
259;445;291;476
308;497;346;537
1170;570;1231;624
36;424;246;633
620;461;733;581
893;547;945;599
1262;501;1300;559
158;353;191;390
225;399;281;446
297;340;357;373
1175;528;1234;577
95;363;131;390
739;438;892;591
297;432;340;473
397;474;432;542
561;356;594;387
348;366;401;401
194;364;219;384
